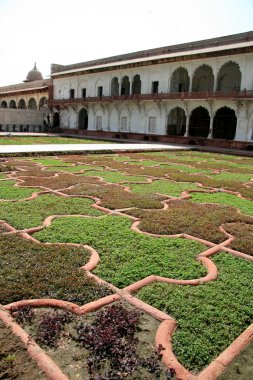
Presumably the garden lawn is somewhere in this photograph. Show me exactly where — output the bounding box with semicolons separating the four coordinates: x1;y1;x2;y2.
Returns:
129;180;200;197
207;172;253;182
81;170;148;183
0;194;102;229
190;191;253;216
137;252;253;373
0;180;40;200
0;233;111;305
0;136;108;145
34;215;206;288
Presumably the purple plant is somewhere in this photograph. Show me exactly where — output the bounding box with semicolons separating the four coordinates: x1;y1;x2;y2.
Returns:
10;305;35;326
36;310;73;347
76;304;166;379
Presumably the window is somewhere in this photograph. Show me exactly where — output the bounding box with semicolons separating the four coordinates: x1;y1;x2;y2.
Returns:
96;116;102;130
148;117;156;133
70;89;75;99
152;81;159;94
121;116;128;131
98;86;103;97
82;88;86;98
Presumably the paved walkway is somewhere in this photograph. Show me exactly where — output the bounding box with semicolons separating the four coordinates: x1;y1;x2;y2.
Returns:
0;142;190;154
0;132;252;156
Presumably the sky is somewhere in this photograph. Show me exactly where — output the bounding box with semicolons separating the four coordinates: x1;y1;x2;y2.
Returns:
0;0;252;86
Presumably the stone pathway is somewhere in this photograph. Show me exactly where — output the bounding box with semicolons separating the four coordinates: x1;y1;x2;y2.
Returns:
0;142;190;154
0;132;252;156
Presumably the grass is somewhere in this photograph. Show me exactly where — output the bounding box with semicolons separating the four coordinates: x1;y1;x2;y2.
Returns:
0;194;102;229
129;180;200;197
0;233;111;305
0;136;109;145
0;180;40;200
208;172;253;182
137;252;253;373
81;170;148;183
168;172;253;198
33;215;206;288
190;191;253;216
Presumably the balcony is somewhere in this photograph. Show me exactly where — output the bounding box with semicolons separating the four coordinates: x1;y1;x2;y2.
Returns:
49;89;253;107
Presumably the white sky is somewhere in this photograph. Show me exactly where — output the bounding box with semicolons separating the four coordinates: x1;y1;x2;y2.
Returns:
0;0;252;86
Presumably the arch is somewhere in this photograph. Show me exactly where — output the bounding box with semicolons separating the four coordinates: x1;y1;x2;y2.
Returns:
39;97;47;110
9;99;17;109
109;108;119;132
167;107;186;136
111;77;119;96
213;107;237;140
189;106;210;137
121;76;130;95
192;64;214;92
78;108;88;130
217;61;241;91
132;74;141;94
1;100;7;108
170;67;190;92
18;99;26;109
28;97;37;110
53;112;60;127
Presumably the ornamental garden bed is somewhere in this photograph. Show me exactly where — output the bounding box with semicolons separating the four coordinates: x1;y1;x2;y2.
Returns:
10;302;169;380
0;319;46;379
0;150;252;379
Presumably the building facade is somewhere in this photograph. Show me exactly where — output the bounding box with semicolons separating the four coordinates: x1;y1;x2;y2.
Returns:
0;64;51;132
49;31;253;149
1;32;253;149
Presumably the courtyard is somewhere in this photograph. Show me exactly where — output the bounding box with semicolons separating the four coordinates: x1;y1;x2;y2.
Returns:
0;144;252;379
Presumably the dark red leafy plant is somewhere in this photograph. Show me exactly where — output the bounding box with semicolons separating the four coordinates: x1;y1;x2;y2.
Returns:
76;304;168;379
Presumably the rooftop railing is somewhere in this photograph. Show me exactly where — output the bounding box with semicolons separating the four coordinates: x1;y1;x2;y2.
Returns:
49;89;253;106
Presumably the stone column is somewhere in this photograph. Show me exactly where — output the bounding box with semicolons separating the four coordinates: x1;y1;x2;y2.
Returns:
189;76;193;93
184;114;190;137
208;116;214;139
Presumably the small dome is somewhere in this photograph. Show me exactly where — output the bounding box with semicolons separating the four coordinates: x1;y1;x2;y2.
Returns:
24;63;43;82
